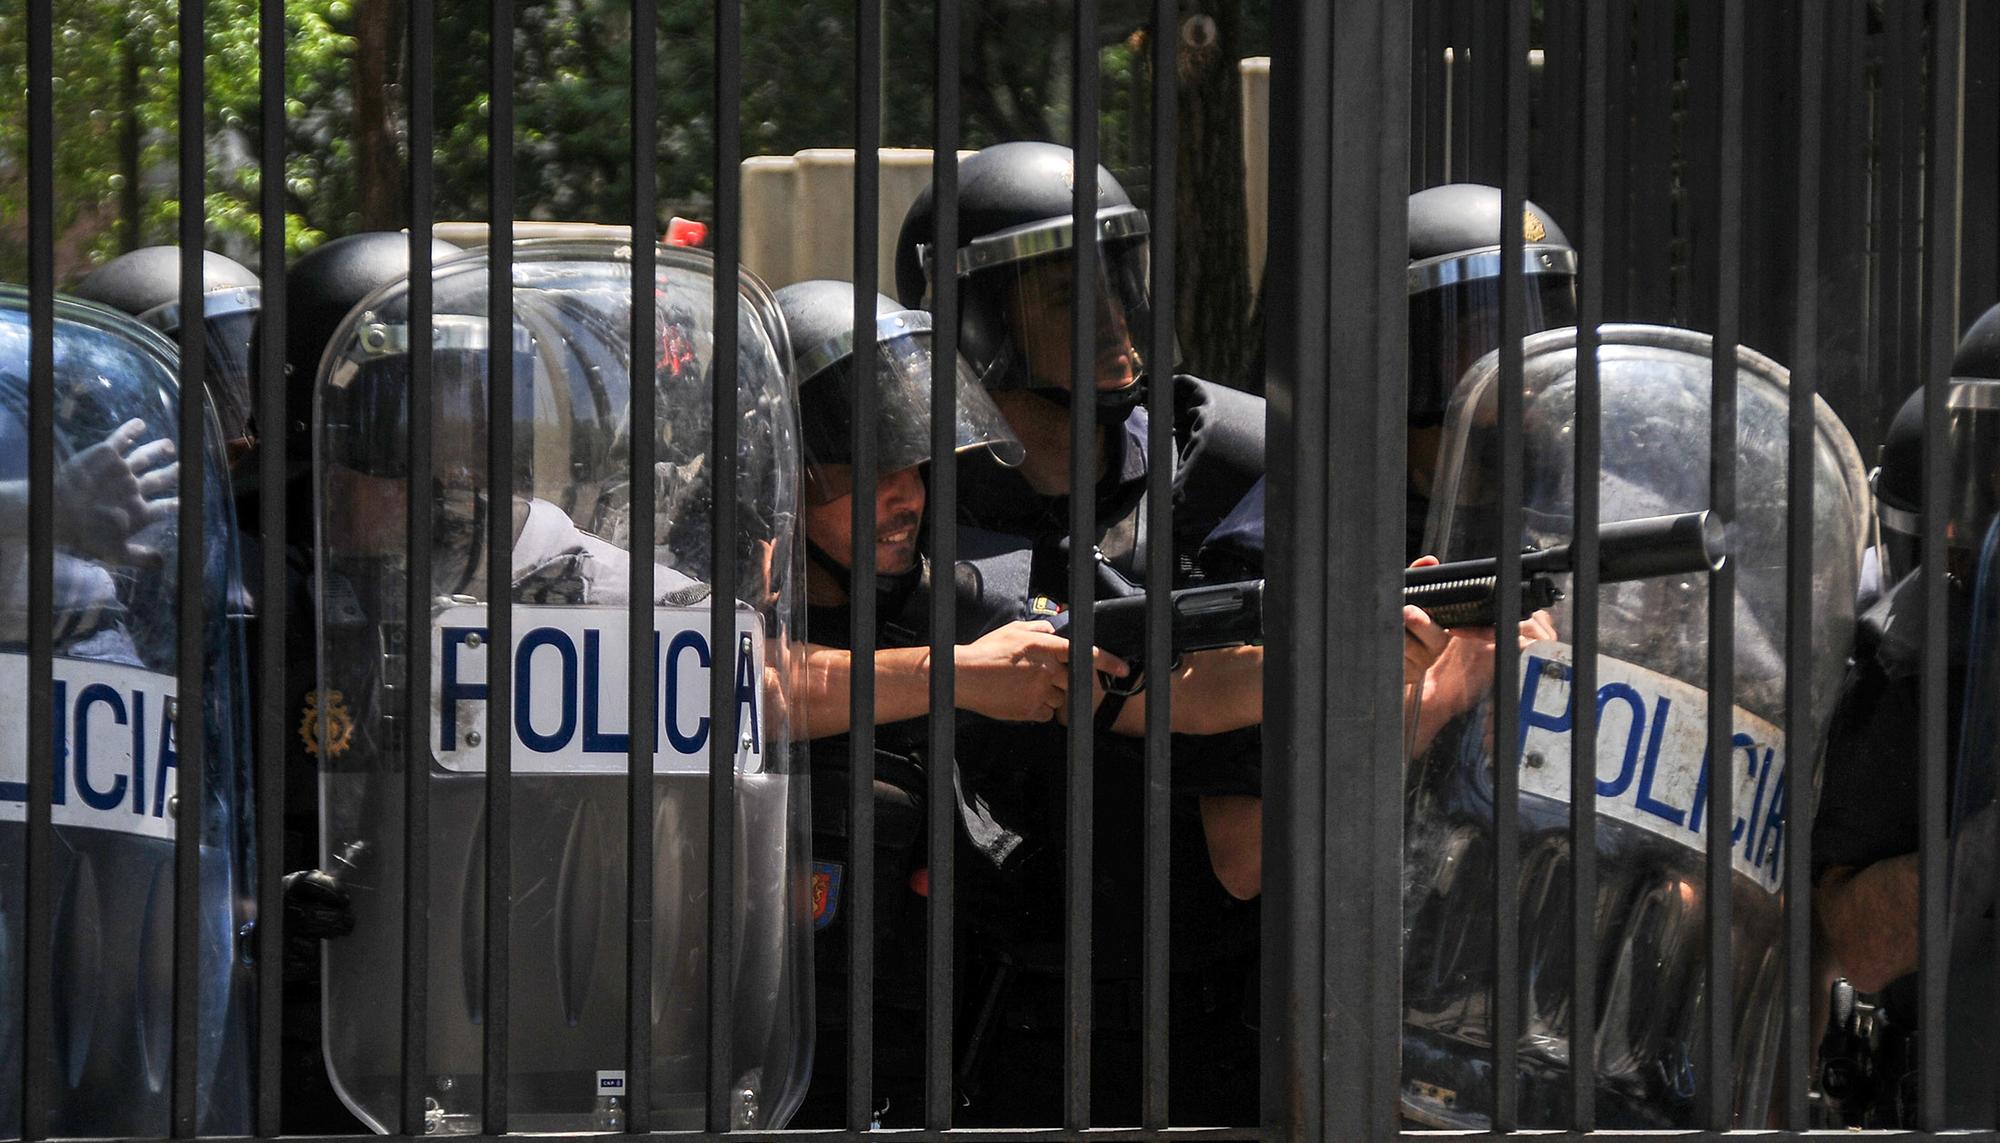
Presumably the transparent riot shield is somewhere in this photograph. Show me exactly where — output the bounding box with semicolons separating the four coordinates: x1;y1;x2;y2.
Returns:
1946;518;2000;1124
314;240;810;1133
0;287;254;1137
1401;324;1869;1128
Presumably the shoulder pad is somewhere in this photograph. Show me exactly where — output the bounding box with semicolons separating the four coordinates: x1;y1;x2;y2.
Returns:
1171;375;1266;541
951;526;1040;637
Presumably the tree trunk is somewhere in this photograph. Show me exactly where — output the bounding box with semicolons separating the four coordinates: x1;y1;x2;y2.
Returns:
1172;2;1254;389
354;0;400;230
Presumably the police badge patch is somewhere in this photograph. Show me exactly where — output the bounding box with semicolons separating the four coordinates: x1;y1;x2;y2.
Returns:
301;689;354;757
811;860;844;929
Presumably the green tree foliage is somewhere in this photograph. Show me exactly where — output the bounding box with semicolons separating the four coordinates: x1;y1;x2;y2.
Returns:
1;0;1264;381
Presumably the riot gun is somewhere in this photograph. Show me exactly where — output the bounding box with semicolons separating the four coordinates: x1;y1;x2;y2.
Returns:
1089;510;1724;663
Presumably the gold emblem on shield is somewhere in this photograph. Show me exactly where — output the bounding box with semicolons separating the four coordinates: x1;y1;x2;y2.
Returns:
301;690;354;758
1523;212;1547;242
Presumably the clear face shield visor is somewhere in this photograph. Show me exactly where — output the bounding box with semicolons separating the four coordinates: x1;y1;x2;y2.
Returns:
139;288;261;447
942;208;1153;402
1877;380;2000;578
319;315;538;578
798;314;1024;505
1407;246;1578;425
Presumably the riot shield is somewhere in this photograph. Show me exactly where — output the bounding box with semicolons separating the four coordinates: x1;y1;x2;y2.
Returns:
1946;518;2000;1124
0;287;254;1137
1400;324;1868;1128
314;241;810;1133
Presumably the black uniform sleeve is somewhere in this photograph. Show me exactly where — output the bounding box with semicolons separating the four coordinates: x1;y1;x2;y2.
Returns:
1170;725;1263;798
1812;660;1923;880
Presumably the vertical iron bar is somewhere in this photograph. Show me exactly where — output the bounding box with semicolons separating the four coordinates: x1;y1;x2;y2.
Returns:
255;0;289;1125
848;0;882;1124
1262;0;1408;1138
1963;0;2000;334
484;0;516;1124
400;0;436;1130
1631;0;1673;323
1262;1;1332;1136
1567;0;1606;1127
707;0;743;1125
1599;0;1631;320
1702;0;1744;1129
1141;0;1177;1126
1065;0;1100;1126
625;0;659;1126
923;1;961;1123
1471;0;1503;183
1424;0;1449;188
1783;0;1826;1129
1921;0;1966;1130
173;0;209;1130
1491;0;1529;1128
21;0;55;1131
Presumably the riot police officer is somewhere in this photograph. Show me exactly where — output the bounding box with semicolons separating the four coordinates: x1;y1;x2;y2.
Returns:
0;285;256;1136
311;238;813;1133
892;140;1316;1125
1813;302;2000;1126
1405;183;1577;560
73;245;263;462
775;279;1141;1126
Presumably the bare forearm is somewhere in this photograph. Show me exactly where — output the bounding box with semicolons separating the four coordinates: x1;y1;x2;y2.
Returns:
1814;857;1920;992
1200;794;1262;900
800;643;936;737
1112;646;1264;736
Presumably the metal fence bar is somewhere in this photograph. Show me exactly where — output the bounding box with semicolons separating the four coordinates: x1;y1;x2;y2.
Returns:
1599;0;1631;320
1920;0;1967;1130
1630;0;1673;323
172;0;210;1129
484;0;518;1122
400;0;438;1130
924;1;961;1123
21;0;56;1129
1700;0;1743;1128
1141;0;1176;1126
1261;0;1406;1137
1260;3;1331;1136
1064;0;1100;1125
1782;0;1826;1130
1567;0;1608;1126
625;0;660;1125
254;0;289;1127
705;0;743;1124
848;0;884;1122
1490;0;1530;1127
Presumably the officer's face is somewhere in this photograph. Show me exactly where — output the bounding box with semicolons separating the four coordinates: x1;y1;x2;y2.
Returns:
802;463;926;575
1005;256;1141;393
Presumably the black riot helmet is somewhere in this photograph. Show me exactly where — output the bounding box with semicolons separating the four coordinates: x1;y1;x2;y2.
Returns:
777;278;1023;505
1407;184;1578;425
894;140;1152;424
72;245;262;448
1874;302;2000;582
286;232;463;446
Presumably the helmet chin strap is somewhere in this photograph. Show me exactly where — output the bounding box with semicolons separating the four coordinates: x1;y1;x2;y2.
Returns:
805;536;923;612
1023;373;1147;425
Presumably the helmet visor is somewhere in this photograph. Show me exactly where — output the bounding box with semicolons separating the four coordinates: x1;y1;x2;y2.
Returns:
800;318;1024;504
141;290;260;444
1940;382;2000;550
319;316;536;482
1407;247;1577;423
970;229;1151;397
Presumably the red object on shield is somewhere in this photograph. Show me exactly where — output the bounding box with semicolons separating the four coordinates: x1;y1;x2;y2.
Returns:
665;217;708;248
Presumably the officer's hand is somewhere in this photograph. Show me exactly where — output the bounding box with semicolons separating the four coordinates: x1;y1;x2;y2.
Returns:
55;418;178;566
1519;608;1558;648
955;619;1128;723
1403;557;1452;686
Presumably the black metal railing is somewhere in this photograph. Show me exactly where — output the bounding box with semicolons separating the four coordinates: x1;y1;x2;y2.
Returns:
6;0;1989;1140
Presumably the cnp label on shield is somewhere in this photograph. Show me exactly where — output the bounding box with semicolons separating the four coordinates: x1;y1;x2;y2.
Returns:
431;603;765;774
1514;640;1787;893
0;652;182;841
